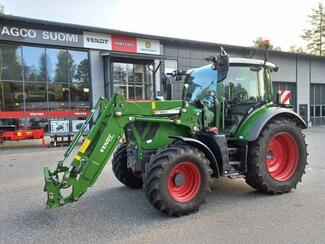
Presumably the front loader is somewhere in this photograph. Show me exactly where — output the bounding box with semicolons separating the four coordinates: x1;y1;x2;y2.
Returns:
44;48;308;216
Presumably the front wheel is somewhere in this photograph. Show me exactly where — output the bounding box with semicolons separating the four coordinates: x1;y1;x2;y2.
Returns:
246;119;307;194
112;144;143;189
144;145;211;217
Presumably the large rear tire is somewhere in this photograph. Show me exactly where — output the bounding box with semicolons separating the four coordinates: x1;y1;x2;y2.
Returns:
246;119;307;193
144;145;211;217
112;144;143;189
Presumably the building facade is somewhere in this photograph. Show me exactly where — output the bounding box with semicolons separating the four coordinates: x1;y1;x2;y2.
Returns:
1;15;325;134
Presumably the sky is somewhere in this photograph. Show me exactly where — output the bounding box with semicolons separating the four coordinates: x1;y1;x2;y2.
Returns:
1;0;324;51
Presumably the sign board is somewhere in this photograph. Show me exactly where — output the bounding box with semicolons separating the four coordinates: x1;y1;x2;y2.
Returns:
278;90;292;105
137;38;161;55
111;35;137;53
0;110;90;119
83;31;111;50
50;120;70;134
72;120;89;133
0;24;162;54
0;24;83;47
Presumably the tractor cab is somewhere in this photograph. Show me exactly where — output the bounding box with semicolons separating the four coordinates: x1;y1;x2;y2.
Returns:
183;57;278;136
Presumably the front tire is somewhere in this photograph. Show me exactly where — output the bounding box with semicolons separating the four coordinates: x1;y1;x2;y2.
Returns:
112;144;143;189
144;145;211;217
246;119;307;193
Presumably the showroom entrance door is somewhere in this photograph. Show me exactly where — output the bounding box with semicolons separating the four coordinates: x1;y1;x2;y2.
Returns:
111;61;154;100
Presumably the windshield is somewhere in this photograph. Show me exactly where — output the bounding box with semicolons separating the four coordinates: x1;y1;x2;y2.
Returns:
222;66;265;103
184;65;218;107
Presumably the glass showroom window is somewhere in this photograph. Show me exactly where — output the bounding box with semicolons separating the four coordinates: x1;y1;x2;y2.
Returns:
22;46;46;82
112;62;153;100
48;83;70;110
0;44;23;81
0;82;24;111
47;48;70;83
25;83;47;111
310;84;325;126
0;44;90;132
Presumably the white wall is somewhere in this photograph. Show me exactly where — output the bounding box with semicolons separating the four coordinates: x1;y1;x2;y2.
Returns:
296;57;310;122
89;50;105;105
311;59;325;83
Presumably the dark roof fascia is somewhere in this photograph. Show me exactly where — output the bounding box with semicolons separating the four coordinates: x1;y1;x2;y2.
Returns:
1;15;325;60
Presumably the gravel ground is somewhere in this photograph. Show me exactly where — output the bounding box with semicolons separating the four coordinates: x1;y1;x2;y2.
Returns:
0;127;325;244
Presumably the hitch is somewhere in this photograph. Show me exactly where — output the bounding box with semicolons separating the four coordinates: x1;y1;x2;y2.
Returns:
43;167;63;208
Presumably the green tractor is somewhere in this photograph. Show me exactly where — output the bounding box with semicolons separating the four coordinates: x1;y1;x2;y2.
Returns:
44;48;307;217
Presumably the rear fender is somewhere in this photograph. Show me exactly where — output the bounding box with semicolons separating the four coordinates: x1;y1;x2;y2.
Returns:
236;107;307;142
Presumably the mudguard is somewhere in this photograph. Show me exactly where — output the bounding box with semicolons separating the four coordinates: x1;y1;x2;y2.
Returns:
170;136;220;177
245;107;307;142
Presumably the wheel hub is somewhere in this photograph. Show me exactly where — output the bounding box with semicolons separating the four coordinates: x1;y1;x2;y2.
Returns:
266;132;299;181
168;162;201;203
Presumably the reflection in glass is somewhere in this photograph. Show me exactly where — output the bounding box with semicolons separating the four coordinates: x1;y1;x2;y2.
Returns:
70;50;89;84
315;105;321;117
47;49;71;83
112;62;153;99
0;82;24;111
0;44;90;131
24;118;49;132
70;83;90;109
47;49;89;84
25;83;47;110
185;65;218;107
22;46;47;82
223;66;265;102
0;44;23;81
48;83;69;109
0;118;21;128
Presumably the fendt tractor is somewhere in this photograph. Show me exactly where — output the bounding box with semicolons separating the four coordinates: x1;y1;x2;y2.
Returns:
44;46;308;217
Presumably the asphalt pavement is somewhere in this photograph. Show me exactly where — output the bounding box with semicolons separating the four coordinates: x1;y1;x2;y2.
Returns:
0;127;325;244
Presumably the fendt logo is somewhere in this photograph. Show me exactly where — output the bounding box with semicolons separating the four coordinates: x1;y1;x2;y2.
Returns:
100;134;115;153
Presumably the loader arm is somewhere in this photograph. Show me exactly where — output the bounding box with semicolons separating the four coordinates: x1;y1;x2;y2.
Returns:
44;92;200;208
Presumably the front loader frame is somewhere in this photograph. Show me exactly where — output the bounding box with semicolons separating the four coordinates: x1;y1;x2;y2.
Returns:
44;92;201;208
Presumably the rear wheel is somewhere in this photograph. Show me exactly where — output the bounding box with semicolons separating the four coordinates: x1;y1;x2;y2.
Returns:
246;119;307;193
144;145;211;217
112;144;143;189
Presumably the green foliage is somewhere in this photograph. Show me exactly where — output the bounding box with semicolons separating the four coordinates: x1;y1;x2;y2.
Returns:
0;46;22;80
301;2;325;55
75;59;89;83
54;50;76;82
289;45;306;54
252;37;282;51
38;53;50;81
0;3;4;15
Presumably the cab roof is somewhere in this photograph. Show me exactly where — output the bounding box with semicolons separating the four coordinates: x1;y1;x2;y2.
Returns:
186;57;277;75
229;57;276;69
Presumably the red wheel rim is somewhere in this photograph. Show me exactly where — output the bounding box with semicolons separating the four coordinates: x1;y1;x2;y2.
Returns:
266;132;299;181
168;162;201;202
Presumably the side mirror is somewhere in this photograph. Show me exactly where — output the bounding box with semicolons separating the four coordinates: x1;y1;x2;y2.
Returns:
212;48;229;82
166;70;186;81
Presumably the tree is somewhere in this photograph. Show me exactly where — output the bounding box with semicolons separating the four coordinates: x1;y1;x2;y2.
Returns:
301;2;325;55
54;50;76;83
289;45;306;54
38;53;50;81
74;59;89;83
0;46;22;81
0;3;4;15
252;37;282;51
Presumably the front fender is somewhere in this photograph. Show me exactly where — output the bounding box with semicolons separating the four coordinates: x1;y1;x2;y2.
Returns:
170;136;220;177
234;106;307;142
